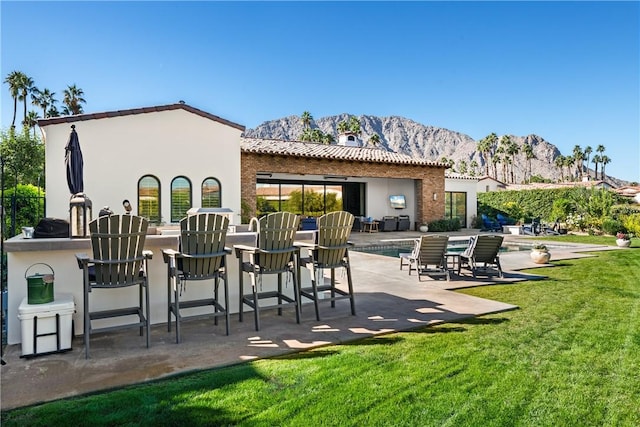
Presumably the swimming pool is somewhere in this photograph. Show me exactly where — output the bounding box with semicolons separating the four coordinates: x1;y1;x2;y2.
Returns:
351;240;536;258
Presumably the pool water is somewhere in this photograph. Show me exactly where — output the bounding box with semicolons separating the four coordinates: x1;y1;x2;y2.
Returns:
352;241;534;258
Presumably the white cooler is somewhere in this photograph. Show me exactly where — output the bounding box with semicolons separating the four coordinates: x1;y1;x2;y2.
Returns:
18;292;75;357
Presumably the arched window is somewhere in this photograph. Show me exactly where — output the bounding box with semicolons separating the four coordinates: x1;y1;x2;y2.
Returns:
202;177;221;208
171;176;192;222
138;175;161;223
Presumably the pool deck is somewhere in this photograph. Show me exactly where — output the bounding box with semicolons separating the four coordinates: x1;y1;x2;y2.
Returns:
0;229;619;410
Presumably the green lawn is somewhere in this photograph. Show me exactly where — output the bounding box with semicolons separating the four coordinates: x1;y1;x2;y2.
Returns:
2;239;639;426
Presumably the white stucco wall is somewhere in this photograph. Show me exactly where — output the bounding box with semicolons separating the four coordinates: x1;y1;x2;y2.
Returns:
363;177;415;220
477;177;504;193
445;177;478;228
40;109;243;225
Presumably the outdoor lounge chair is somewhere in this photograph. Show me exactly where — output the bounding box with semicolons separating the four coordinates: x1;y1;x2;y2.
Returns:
298;211;356;321
397;215;411;231
496;213;515;226
162;213;230;343
399;234;450;281
76;215;152;359
379;216;398;232
234;212;301;331
458;234;504;278
481;214;502;232
522;217;541;235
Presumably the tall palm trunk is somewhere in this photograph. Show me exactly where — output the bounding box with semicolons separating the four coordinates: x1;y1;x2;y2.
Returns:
11;97;18;128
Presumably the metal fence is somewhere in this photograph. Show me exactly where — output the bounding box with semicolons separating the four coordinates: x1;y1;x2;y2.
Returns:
1;194;46;347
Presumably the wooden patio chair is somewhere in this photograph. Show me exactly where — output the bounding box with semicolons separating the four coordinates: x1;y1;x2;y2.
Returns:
76;215;152;359
458;234;504;278
234;212;301;331
298;211;356;321
162;213;230;343
399;234;450;281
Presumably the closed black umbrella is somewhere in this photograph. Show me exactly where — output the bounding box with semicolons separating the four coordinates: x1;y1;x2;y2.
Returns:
65;125;84;195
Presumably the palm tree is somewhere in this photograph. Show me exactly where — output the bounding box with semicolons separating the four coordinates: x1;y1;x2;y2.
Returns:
591;154;601;180
522;142;536;183
337;120;348;134
299;128;312;142
458;159;468;175
572;145;584;180
583;146;592;178
368;133;381;146
24;110;40;137
498;135;512;182
18;74;35;126
32;87;56;118
476;136;491;176
488;133;499;178
348;116;361;136
595;145;605;180
298;111;314;141
600;155;611;182
311;128;324;142
563;155;574;181
469;160;479;177
506;138;519;183
491;155;500;181
47;105;61;118
300;111;312;130
321;133;334;145
62;84;86;115
4;70;25;128
555;155;566;182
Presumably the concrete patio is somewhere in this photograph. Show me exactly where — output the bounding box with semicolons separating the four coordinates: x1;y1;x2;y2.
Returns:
0;230;616;410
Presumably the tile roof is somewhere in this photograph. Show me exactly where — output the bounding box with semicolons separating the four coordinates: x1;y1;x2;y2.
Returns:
37;103;245;131
241;137;447;167
445;172;480;181
505;180;613;191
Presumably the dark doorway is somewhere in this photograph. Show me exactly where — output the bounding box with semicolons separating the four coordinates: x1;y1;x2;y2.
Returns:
342;182;365;217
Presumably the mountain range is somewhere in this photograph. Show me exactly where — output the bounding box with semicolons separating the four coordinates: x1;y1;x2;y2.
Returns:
244;114;626;188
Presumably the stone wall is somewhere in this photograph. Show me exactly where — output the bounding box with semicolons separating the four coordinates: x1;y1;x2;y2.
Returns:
241;152;446;223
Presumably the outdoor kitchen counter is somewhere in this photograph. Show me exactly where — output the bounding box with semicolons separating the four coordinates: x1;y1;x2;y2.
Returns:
4;231;316;345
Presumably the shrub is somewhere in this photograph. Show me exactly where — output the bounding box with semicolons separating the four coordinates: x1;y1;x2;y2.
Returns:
550;198;575;222
427;218;461;232
622;213;640;237
611;204;640;217
2;184;44;238
601;217;624;236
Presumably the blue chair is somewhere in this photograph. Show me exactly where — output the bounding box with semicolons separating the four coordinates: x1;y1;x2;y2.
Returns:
496;213;514;226
300;217;317;230
481;214;502;232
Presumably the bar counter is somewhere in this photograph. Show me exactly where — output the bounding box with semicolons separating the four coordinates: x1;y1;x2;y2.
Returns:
4;230;316;344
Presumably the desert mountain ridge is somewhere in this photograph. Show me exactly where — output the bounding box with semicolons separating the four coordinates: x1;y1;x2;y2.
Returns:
244;114;627;188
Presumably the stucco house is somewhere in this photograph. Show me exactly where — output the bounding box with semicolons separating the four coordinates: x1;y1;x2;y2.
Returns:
38;103;245;226
477;176;507;193
37;102;478;229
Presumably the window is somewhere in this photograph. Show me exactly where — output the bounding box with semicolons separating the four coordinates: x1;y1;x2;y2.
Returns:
202;177;221;208
171;176;192;222
445;192;467;227
256;179;345;217
138;175;161;223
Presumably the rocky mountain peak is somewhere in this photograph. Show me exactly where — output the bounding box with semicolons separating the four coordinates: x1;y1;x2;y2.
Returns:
244;114;625;187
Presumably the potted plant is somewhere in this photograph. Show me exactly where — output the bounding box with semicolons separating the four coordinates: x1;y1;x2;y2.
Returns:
530;243;551;264
418;223;429;233
616;232;631;247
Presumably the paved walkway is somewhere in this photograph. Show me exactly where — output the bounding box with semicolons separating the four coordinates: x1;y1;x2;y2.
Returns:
0;231;616;410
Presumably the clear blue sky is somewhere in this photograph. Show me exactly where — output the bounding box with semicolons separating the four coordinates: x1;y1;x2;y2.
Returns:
2;1;639;182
